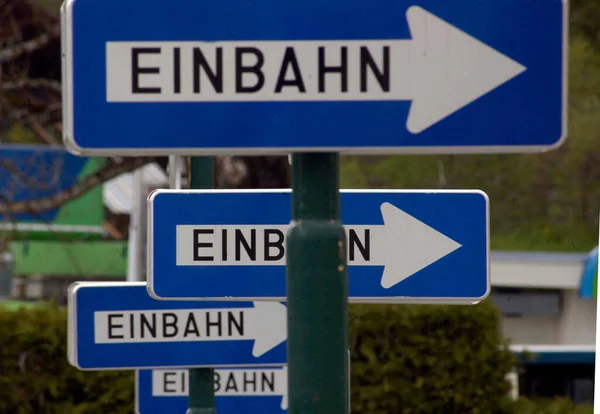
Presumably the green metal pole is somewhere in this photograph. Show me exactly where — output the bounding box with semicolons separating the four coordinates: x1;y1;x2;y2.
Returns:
287;152;349;413
187;156;216;414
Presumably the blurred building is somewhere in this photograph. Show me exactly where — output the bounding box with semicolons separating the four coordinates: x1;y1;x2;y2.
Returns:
490;249;597;404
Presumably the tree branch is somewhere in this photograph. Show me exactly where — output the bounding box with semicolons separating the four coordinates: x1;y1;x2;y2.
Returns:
0;25;59;64
0;158;55;190
0;157;156;215
0;78;61;93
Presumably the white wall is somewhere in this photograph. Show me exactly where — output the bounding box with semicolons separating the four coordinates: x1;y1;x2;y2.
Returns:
501;289;596;346
502;314;559;344
490;252;586;290
557;290;596;345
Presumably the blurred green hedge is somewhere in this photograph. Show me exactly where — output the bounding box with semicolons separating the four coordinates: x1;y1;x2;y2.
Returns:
0;300;590;413
509;398;593;414
0;302;133;414
349;301;515;413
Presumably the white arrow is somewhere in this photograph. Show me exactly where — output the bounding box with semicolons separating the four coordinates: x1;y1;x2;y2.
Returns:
151;367;288;410
175;202;462;289
93;302;287;357
106;6;525;133
351;202;462;288
401;6;526;133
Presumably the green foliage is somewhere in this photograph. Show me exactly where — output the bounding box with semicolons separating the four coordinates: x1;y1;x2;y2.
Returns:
4;125;40;144
0;302;592;413
349;300;516;413
0;302;134;414
510;398;593;414
571;0;600;48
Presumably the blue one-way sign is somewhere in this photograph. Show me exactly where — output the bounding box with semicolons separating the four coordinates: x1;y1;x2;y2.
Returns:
67;282;287;370
62;0;566;155
136;368;287;413
148;190;489;303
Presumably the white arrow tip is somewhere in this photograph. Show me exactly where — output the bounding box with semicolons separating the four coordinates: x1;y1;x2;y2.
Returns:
405;6;527;134
379;202;462;288
251;302;287;357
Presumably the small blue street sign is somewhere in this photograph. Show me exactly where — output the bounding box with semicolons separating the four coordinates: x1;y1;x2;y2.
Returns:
136;367;288;414
67;282;287;370
148;189;489;303
62;0;566;155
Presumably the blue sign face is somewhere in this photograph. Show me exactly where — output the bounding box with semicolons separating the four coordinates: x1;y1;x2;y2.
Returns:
136;368;288;414
67;282;287;370
148;190;489;303
62;0;566;155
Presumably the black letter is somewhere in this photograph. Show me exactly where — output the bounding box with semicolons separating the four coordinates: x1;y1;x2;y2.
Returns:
235;47;265;93
193;47;223;93
173;47;181;94
164;372;177;393
360;46;390;92
131;47;161;93
274;48;306;93
235;229;256;261
206;311;222;337
183;313;201;337
193;229;214;261
349;229;370;261
108;314;124;339
228;311;244;336
140;313;156;338
129;313;135;338
261;372;275;392
318;46;347;93
162;313;178;338
244;372;257;392
264;229;285;261
222;229;228;261
225;374;238;392
214;372;221;392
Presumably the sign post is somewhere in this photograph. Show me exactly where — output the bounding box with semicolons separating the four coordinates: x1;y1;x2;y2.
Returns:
188;156;217;414
287;153;348;413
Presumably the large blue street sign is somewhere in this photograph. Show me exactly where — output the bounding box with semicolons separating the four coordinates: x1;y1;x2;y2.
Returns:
67;282;287;370
136;368;287;414
147;190;489;304
61;0;567;155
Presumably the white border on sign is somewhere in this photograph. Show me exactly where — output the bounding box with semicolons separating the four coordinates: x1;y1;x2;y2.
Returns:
62;0;75;152
61;0;569;156
134;370;141;414
67;281;81;368
146;189;491;305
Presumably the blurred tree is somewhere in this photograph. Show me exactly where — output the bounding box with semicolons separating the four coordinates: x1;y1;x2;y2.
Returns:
571;0;600;48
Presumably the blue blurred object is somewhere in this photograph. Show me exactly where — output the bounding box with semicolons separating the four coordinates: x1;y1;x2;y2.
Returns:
579;246;598;299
